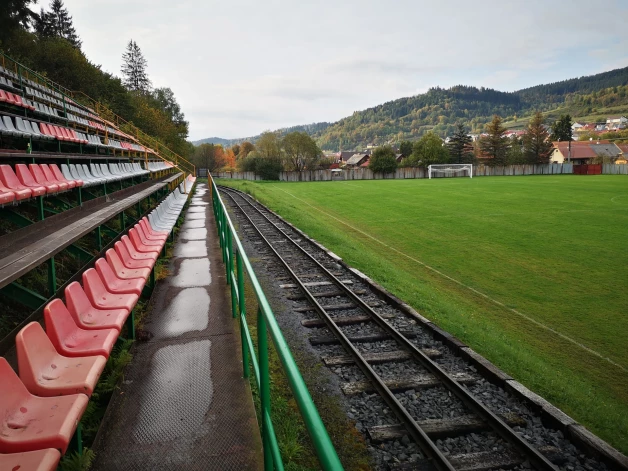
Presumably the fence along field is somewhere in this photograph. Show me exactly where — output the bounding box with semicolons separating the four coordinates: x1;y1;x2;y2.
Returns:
215;163;628;181
215;174;628;455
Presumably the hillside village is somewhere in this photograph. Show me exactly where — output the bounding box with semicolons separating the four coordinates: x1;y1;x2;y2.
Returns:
330;114;628;168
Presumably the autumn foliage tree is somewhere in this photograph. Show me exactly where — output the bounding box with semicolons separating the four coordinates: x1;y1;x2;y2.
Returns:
281;131;321;171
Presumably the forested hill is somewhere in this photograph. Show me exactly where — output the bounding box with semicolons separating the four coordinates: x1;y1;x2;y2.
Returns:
195;65;628;151
193;121;332;147
313;65;628;150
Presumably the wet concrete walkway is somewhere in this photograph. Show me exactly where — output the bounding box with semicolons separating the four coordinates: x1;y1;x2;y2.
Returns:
92;183;263;471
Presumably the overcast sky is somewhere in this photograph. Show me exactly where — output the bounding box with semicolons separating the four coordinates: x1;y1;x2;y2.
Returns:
46;0;628;140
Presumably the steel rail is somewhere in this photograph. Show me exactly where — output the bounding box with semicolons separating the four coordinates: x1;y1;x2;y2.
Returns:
222;187;455;471
220;185;559;471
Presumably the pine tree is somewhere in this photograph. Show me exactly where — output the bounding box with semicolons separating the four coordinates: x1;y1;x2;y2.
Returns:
0;0;37;43
121;40;151;93
523;112;553;164
479;115;508;166
447;123;474;163
36;0;82;49
550;114;573;142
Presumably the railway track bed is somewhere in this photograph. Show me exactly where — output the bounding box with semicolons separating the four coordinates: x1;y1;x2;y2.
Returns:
218;185;627;471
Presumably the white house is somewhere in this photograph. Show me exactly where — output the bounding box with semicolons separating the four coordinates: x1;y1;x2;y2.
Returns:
572;122;584;131
606;116;627;129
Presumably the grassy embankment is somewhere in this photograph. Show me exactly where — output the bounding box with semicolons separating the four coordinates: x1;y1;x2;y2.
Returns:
218;175;628;455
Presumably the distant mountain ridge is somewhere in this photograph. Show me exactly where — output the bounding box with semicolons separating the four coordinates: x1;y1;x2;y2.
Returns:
192;122;332;147
194;65;628;151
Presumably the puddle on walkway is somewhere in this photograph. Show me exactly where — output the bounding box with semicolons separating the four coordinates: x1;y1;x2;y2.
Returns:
182;219;206;229
180;228;207;241
174;240;207;258
185;213;205;220
133;340;213;444
171;258;211;287
188;207;205;213
156;288;210;338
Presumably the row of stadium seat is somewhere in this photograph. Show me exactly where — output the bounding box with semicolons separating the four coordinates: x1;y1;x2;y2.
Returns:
0;114;147;153
0;182;193;470
0;89;35;111
0;163;83;204
61;163;148;187
147;160;174;172
1;65;65;101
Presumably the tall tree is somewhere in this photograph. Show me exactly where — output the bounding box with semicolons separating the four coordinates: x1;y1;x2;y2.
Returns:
410;132;449;167
231;144;241;158
239;141;254;159
506;135;525;164
523;111;553;164
35;0;82;49
369;146;398;174
447;124;474;163
399;140;413;157
281;131;321;171
121;40;151;92
479;115;508;165
0;0;37;44
193;143;226;173
550;114;573;142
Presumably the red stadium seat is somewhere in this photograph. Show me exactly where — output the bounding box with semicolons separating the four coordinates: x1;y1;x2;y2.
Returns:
39;163;71;191
114;240;154;269
15;322;106;397
128;228;162;253
131;226;163;248
14;164;48;196
138;220;168;241
106;248;152;279
121;235;158;262
50;163;82;187
0;181;16;205
39;123;56;139
82;268;139;311
44;299;118;358
0;165;33;200
65;282;129;331
0;358;88;454
28;164;60;193
95;258;145;296
0;449;61;471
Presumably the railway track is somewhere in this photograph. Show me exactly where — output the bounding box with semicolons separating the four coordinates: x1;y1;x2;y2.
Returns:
218;185;613;471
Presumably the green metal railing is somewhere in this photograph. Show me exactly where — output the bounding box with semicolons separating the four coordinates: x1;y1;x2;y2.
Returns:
210;177;343;471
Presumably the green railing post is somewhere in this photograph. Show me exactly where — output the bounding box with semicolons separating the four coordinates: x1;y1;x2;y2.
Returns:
258;306;273;471
96;225;103;252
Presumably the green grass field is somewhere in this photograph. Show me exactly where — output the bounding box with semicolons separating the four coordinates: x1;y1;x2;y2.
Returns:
218;175;628;454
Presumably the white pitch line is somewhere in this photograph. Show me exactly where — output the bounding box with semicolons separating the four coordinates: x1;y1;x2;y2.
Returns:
274;186;628;373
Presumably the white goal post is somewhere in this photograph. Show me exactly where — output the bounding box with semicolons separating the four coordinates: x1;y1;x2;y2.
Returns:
428;164;473;179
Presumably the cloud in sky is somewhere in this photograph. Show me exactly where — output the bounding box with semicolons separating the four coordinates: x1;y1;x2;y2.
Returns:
51;0;628;139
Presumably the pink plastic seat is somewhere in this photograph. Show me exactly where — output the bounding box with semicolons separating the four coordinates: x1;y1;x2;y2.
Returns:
39;164;70;191
65;282;129;331
0;181;16;205
27;164;60;194
138;220;168;241
44;299;118;358
106;248;151;279
0;359;88;454
39;123;56;139
130;226;163;248
0;165;33;200
16;322;106;397
50;163;82;187
14;165;47;196
0;449;61;471
82;268;139;311
95;258;145;296
128;228;162;253
141;217;169;237
114;241;154;269
121;236;158;262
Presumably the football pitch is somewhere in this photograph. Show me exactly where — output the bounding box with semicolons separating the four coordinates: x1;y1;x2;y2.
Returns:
218;174;628;453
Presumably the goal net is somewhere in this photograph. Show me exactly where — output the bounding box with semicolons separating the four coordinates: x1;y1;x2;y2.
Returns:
428;164;473;179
